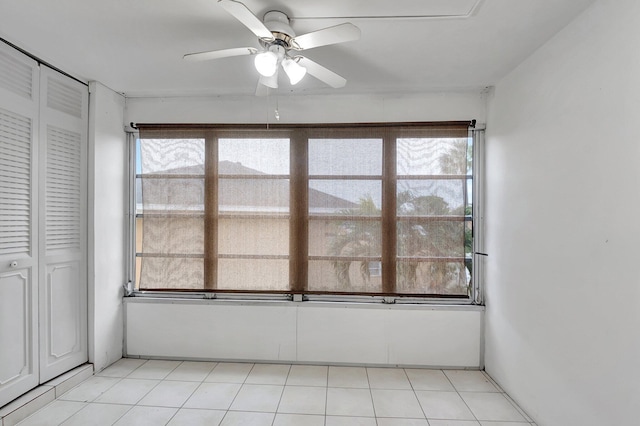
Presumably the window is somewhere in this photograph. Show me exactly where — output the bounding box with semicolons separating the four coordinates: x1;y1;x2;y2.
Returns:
133;122;479;300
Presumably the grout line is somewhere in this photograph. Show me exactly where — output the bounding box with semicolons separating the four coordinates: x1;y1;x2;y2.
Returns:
162;361;215;425
480;370;504;392
324;367;329;426
502;392;534;423
441;369;458;392
445;370;480;423
405;366;429;422
271;364;292;425
363;367;379;425
108;403;134;425
208;361;254;426
481;370;533;421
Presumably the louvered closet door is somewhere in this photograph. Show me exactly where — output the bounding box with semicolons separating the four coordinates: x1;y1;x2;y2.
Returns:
0;43;40;406
38;66;88;382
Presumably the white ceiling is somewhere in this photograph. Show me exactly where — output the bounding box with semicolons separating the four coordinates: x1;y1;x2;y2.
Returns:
0;0;595;97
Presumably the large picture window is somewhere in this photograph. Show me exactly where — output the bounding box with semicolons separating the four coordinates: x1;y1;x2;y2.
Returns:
133;122;479;299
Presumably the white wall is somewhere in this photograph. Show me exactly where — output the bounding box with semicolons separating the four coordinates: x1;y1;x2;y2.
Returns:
123;89;486;369
125;90;486;124
485;0;640;424
88;82;127;372
126;299;483;368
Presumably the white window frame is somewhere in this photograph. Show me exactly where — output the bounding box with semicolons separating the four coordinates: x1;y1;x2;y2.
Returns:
125;123;485;305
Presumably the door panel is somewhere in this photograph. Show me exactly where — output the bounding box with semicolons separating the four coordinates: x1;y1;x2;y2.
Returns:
0;273;29;382
47;262;81;359
0;43;39;407
0;269;37;402
38;67;88;383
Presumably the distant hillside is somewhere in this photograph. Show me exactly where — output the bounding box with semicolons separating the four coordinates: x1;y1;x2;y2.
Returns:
138;161;356;211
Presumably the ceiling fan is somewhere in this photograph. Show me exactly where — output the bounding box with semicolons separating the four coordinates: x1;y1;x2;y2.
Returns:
183;0;361;92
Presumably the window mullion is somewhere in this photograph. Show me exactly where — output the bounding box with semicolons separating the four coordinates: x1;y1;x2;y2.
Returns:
381;130;396;294
204;131;218;290
289;129;308;293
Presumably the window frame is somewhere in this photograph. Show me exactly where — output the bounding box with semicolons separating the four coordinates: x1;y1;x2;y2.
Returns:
127;122;483;305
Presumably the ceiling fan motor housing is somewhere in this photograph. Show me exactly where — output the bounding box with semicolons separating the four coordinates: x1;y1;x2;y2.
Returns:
262;10;295;48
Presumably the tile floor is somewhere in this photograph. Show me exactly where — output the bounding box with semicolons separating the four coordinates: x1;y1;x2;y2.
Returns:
15;359;536;426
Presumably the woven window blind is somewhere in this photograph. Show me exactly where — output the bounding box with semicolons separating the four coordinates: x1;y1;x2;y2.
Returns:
396;135;470;295
137;133;205;289
136;123;472;297
307;136;383;293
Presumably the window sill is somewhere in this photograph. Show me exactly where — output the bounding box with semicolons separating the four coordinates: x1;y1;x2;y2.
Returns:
123;293;484;311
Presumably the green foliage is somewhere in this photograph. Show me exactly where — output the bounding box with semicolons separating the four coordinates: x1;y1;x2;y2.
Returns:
329;191;472;293
328;139;473;294
329;195;381;287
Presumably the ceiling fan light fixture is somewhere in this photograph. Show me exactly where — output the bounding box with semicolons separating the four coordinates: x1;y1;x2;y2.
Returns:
254;51;278;77
282;57;307;85
259;71;279;89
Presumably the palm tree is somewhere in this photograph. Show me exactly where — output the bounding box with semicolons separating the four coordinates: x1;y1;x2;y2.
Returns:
328;138;472;294
397;191;462;290
328;191;466;292
329;195;380;288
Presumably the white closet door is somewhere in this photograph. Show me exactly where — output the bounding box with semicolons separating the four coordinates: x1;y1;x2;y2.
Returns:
38;66;88;382
0;43;40;406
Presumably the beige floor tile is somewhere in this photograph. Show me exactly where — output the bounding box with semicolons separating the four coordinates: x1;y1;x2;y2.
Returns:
229;384;283;412
286;365;328;387
183;382;241;410
95;359;147;378
60;403;131;426
16;401;86;426
166;408;226;426
112;406;177;426
137;380;200;407
205;363;253;384
443;371;499;392
58;376;120;402
376;419;430;426
414;390;475;420
127;360;182;380
273;413;325;426
165;361;217;382
325;415;377;426
245;364;291;385
460;392;526;422
326;388;375;417
367;368;412;390
404;369;455;391
328;366;369;388
219;411;274;426
278;386;326;415
371;389;424;418
93;379;159;405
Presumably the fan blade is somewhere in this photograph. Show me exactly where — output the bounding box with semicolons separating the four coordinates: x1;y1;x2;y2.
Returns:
183;47;257;62
297;57;346;88
218;0;274;40
291;23;360;50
